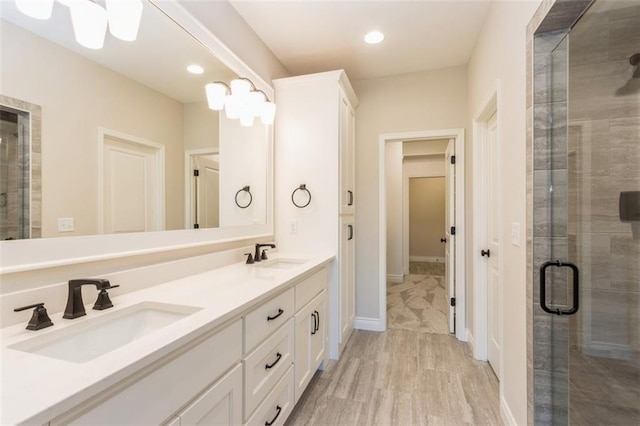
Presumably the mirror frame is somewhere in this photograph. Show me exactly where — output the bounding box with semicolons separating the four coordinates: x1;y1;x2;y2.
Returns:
0;0;274;273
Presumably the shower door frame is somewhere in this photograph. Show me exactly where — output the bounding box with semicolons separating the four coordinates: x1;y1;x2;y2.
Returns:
526;0;595;424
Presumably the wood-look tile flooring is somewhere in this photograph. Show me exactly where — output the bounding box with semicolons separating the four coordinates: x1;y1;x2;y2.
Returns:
286;265;503;426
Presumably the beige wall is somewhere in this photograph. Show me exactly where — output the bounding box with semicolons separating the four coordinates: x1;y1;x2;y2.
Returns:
409;177;445;259
353;66;467;319
1;22;185;237
184;101;219;151
466;0;542;423
385;142;403;278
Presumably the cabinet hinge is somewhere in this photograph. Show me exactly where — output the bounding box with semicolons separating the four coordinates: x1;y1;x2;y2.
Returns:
451;155;456;165
450;297;456;307
193;169;199;177
451;226;456;235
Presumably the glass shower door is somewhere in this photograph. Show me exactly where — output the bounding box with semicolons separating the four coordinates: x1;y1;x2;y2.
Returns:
535;0;640;424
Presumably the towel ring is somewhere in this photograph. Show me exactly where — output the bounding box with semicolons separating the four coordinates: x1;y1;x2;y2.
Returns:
292;184;312;208
235;186;252;209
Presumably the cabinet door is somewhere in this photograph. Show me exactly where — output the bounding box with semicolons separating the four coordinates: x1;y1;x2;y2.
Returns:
294;290;329;402
178;364;242;426
339;216;355;354
294;291;328;402
310;291;327;370
294;297;316;402
339;94;355;215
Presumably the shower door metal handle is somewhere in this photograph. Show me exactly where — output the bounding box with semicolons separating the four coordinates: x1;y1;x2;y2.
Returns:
539;260;579;316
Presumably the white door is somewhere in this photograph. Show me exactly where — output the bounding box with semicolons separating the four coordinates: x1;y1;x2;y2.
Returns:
193;156;220;229
486;112;501;379
102;135;163;234
444;140;455;334
339;216;355;354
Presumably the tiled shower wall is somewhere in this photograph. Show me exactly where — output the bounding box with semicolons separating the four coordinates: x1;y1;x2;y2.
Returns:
565;2;639;423
0;95;41;239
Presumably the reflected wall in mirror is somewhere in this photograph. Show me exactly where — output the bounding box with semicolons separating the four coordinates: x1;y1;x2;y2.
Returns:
0;0;269;240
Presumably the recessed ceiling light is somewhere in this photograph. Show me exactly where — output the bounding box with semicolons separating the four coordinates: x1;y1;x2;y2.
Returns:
364;31;384;44
187;64;204;74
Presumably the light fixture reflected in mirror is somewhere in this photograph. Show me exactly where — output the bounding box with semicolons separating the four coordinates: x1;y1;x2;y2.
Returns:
15;0;54;20
70;0;108;50
206;77;276;126
14;0;144;49
106;0;143;42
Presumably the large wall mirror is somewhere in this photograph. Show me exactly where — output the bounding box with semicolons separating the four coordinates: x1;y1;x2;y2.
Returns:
0;0;274;271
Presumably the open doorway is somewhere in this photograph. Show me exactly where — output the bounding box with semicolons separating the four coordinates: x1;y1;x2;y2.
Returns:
380;129;466;340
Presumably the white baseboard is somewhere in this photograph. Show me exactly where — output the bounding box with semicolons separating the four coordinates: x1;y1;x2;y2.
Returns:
500;395;517;426
386;274;404;283
353;316;385;332
466;328;475;353
409;256;444;263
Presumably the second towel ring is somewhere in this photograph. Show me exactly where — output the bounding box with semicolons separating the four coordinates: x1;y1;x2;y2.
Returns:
235;186;252;209
292;184;312;208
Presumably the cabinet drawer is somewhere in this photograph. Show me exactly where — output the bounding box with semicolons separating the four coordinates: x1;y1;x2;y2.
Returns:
294;269;327;311
67;320;242;425
243;319;294;420
245;288;294;352
245;365;294;426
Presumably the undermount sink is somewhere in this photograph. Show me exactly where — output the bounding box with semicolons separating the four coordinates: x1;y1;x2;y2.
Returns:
9;302;201;363
256;258;309;269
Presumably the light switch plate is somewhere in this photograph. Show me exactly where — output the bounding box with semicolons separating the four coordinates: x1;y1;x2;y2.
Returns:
511;222;521;246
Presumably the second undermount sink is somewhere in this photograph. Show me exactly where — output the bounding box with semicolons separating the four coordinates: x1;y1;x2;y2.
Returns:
9;302;201;363
256;258;309;269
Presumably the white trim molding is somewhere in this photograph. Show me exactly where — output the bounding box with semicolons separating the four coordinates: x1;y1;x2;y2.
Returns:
500;395;517;426
409;256;443;263
379;128;466;341
386;274;404;283
353;316;386;332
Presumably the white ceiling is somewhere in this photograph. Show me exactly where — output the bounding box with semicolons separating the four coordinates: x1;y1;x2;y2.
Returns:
0;0;236;103
229;0;492;80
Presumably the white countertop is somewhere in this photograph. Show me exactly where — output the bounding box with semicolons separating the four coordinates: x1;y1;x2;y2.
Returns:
0;253;334;425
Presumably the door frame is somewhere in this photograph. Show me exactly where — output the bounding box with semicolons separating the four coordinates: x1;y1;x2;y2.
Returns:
97;128;165;234
378;128;466;340
471;82;503;375
184;148;220;229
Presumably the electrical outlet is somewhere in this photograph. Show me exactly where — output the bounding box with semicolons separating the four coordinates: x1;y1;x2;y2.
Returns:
289;220;298;234
58;218;74;232
511;222;521;247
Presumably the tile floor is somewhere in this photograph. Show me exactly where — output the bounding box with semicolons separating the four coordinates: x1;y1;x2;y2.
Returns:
286;263;503;425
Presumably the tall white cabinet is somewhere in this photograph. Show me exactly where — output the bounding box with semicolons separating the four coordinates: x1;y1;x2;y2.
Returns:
274;70;358;359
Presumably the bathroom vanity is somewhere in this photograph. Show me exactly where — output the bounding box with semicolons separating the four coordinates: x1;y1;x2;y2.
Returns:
1;253;332;425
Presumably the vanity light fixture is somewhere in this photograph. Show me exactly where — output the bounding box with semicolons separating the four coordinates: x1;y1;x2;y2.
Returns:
69;0;109;50
364;30;384;44
205;77;276;126
15;0;54;20
14;0;144;49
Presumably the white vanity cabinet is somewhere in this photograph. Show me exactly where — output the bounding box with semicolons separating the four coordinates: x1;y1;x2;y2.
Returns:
45;266;329;426
294;290;327;402
274;70;358;360
168;363;243;426
60;320;243;425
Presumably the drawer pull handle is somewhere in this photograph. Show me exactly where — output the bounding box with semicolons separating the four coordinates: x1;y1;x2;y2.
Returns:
267;308;284;321
265;405;282;426
314;310;320;333
311;311;318;335
265;352;282;369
